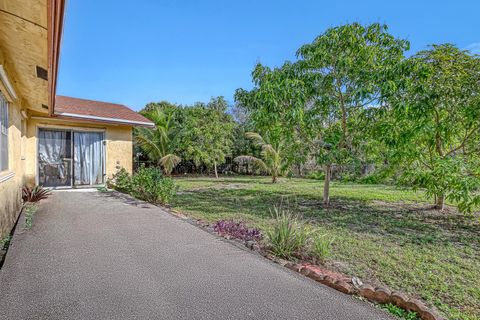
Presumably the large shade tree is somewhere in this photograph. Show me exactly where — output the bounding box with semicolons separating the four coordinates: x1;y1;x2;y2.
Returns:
177;97;235;178
234;62;309;182
375;44;480;212
296;23;409;204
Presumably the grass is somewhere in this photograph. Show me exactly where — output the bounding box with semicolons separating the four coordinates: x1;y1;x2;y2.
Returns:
24;203;39;230
171;176;480;320
381;303;420;320
0;234;11;250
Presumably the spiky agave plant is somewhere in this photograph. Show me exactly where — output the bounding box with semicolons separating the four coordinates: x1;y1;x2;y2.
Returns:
135;107;181;175
234;132;289;183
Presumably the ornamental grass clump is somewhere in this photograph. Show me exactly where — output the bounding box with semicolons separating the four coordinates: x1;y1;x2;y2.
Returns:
213;220;262;241
266;206;309;259
310;233;334;264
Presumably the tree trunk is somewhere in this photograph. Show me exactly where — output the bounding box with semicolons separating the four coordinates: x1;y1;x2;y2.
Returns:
272;175;277;183
435;194;445;211
214;161;219;179
323;164;331;205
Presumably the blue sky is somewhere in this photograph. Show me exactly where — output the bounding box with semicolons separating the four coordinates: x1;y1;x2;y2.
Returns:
57;0;480;111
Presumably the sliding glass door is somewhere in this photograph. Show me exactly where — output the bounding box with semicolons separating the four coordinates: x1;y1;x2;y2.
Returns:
38;129;105;187
38;129;72;187
73;132;104;185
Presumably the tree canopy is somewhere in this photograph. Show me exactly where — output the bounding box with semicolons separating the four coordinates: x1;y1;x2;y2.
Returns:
135;23;480;214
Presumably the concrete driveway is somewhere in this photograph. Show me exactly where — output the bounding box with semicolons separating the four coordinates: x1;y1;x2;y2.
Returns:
0;190;392;320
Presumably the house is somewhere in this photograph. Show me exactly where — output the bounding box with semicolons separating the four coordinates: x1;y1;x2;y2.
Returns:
0;1;154;238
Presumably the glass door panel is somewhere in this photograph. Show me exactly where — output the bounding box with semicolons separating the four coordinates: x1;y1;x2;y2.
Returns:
73;132;104;185
38;129;72;187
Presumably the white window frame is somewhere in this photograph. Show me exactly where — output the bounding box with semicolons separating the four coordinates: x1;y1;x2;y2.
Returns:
0;91;8;172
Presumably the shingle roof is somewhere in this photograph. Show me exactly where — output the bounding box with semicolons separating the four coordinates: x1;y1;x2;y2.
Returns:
54;95;154;126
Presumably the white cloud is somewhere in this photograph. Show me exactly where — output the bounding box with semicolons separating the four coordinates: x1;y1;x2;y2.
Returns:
464;43;480;54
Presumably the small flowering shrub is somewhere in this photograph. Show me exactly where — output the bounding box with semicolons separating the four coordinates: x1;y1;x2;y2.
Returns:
213;219;262;241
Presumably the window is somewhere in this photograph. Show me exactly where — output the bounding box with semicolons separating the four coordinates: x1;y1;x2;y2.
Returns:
0;92;8;171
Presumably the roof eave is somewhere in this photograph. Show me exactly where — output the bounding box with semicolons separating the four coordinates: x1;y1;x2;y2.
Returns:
54;112;155;127
47;0;66;116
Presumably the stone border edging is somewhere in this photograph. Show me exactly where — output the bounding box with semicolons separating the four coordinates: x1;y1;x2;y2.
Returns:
166;209;444;320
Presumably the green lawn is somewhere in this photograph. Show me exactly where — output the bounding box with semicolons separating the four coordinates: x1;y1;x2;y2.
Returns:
171;176;480;320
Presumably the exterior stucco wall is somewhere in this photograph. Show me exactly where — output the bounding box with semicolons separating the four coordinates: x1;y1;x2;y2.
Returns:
105;126;133;177
25;118;133;186
0;95;26;238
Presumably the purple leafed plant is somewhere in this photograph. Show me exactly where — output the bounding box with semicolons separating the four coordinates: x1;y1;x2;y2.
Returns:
213;219;262;242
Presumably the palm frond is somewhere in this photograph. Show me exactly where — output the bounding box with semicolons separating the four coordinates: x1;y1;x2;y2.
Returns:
245;132;267;147
234;155;269;173
159;154;181;175
261;144;277;159
135;129;164;162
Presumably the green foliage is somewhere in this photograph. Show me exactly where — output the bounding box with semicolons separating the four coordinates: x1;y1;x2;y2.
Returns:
110;167;177;205
296;23;409;203
266;206;309;259
130;166;177;204
135;104;181;175
110;168;132;193
96;186;109;192
235;62;308;175
175;97;235;175
376;44;480;213
234;132;291;183
24;204;38;230
0;234;11;249
310;233;334;263
381;303;420;320
306;170;325;180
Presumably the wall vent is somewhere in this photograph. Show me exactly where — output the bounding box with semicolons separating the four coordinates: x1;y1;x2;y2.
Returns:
36;66;48;81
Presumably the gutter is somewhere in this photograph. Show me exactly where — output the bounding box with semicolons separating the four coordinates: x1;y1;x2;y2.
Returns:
47;0;66;116
55;112;155;127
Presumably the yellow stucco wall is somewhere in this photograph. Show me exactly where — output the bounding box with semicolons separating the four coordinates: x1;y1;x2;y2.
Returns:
25;118;133;186
0;91;26;238
0;0;49;238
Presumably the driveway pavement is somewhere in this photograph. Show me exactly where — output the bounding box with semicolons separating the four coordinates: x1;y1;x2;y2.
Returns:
0;190;392;320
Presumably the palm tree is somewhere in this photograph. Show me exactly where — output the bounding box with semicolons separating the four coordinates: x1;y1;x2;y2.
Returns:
234;132;288;183
135;107;181;175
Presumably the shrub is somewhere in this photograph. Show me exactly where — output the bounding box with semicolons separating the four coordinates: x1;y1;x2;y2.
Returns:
213;219;262;241
22;185;50;203
130;166;177;204
310;233;334;263
340;172;357;183
266;206;309;259
110;168;132;192
306;170;325;180
109;166;177;205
